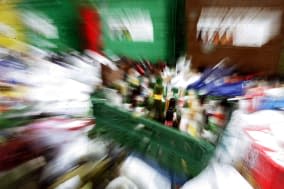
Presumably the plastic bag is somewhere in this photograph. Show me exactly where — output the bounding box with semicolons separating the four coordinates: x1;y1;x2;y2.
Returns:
181;162;253;189
119;154;171;189
106;176;138;189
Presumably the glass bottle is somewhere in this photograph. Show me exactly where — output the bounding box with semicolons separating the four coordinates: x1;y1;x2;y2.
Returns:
149;77;164;122
164;98;176;127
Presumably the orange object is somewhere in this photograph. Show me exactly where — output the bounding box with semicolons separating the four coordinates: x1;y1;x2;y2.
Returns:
213;31;220;45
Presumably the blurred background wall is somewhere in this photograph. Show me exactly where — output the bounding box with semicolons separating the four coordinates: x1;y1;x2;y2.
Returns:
1;0;284;76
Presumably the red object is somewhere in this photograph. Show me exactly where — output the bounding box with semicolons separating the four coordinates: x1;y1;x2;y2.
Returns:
244;129;284;189
80;7;102;53
245;143;284;189
0;118;95;171
0;138;41;171
164;120;173;127
25;117;95;132
243;87;269;113
135;63;145;75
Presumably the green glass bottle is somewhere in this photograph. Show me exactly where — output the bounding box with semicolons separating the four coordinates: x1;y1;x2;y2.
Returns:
149;77;164;122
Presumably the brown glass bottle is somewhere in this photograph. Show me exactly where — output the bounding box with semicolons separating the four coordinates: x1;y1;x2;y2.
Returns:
164;98;176;127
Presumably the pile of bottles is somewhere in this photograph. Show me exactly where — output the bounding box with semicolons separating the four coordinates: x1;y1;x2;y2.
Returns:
101;58;233;144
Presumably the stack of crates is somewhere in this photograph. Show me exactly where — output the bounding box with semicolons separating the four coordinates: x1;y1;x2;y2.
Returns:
91;98;215;177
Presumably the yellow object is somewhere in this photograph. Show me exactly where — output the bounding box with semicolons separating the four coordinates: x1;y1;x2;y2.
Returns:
127;75;140;87
0;1;26;52
154;94;162;100
0;85;27;98
187;124;197;137
49;159;110;189
148;89;153;97
80;182;92;189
